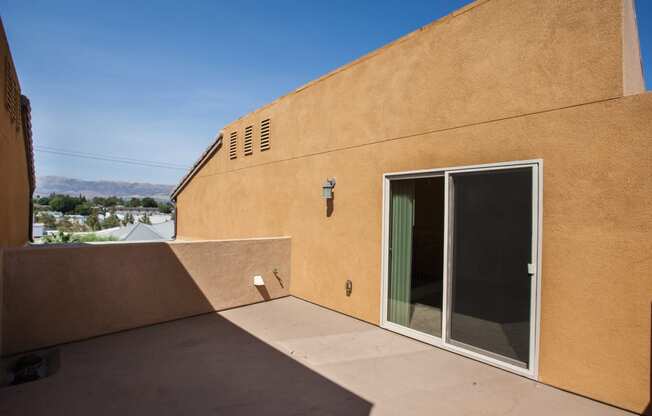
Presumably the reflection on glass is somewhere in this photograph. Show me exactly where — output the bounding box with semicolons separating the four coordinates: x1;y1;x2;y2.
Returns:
448;168;532;367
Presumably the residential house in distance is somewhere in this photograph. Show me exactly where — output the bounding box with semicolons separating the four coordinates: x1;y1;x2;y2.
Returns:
65;214;86;225
94;220;174;242
0;1;651;415
31;223;44;239
107;207;172;225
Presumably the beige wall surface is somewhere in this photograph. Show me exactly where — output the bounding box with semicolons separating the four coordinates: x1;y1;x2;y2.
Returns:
2;238;291;355
194;0;627;180
175;0;651;412
0;20;29;249
177;91;652;413
623;0;646;95
0;250;3;359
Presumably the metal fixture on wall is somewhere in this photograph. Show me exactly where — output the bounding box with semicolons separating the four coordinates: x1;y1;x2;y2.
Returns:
273;268;284;288
345;280;352;296
322;178;336;199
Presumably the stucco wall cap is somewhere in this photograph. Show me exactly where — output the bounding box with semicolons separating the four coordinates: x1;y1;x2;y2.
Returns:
170;131;223;200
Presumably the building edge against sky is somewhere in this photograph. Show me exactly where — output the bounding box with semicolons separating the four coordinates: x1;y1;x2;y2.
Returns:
0;18;33;249
173;0;650;413
0;16;35;379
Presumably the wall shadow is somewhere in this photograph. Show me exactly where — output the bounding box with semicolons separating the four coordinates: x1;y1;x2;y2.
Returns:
0;310;372;415
273;269;285;288
255;284;271;300
0;241;372;415
326;192;335;217
2;240;289;355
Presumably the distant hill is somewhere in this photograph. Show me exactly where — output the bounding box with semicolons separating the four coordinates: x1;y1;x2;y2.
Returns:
35;176;174;200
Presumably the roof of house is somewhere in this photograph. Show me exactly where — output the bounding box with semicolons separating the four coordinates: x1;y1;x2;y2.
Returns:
167;3;493;202
149;220;175;239
96;220;175;242
121;222;170;241
170;133;223;200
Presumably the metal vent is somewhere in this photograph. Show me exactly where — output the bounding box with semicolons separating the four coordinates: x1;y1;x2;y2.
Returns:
229;131;238;159
244;125;253;156
5;56;19;127
260;118;271;151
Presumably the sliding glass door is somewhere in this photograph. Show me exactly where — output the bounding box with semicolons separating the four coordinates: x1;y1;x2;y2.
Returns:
383;162;540;376
446;167;534;368
387;177;445;337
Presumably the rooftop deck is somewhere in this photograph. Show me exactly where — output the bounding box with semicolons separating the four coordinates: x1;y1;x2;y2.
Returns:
0;297;632;415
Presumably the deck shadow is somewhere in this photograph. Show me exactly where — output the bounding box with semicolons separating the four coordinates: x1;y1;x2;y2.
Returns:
0;306;372;415
1;240;371;415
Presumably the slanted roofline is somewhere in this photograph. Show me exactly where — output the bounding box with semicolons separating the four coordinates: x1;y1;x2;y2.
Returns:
171;0;492;202
20;95;35;194
170;132;222;200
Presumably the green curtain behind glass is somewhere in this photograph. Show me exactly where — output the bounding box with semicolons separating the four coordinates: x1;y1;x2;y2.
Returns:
388;180;414;327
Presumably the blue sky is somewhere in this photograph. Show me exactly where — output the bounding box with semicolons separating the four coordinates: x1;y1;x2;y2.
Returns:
1;0;650;185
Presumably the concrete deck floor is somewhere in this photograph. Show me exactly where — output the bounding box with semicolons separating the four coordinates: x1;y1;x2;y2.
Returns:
0;296;633;415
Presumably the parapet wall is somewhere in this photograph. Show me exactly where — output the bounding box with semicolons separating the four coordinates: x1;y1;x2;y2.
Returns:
1;238;291;355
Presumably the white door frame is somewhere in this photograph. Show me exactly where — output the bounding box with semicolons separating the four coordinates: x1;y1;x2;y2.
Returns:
379;159;543;380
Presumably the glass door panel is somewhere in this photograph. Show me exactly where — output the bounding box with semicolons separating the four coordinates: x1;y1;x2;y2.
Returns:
387;177;445;337
447;167;533;368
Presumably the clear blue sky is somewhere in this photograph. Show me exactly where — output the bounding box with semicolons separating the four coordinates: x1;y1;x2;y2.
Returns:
1;0;650;185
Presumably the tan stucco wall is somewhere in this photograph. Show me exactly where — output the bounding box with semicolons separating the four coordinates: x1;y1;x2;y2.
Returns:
0;20;29;249
1;238;291;355
623;0;646;95
174;0;650;409
0;249;3;359
179;92;652;412
192;0;628;177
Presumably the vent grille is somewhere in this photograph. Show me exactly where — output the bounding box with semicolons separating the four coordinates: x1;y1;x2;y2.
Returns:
244;125;253;156
229;131;238;159
5;56;19;127
260;118;271;151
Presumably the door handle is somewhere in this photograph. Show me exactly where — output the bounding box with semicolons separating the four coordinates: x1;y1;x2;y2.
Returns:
527;263;535;275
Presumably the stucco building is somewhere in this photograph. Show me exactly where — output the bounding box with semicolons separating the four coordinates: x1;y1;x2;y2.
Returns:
0;19;33;249
0;0;650;414
171;0;651;413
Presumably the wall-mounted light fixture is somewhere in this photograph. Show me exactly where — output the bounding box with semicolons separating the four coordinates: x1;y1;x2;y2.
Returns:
322;178;336;199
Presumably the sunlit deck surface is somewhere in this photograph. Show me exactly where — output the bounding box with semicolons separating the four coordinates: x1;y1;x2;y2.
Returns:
0;297;632;415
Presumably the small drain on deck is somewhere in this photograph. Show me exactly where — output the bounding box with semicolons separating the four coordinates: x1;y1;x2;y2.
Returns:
12;354;45;384
2;349;59;387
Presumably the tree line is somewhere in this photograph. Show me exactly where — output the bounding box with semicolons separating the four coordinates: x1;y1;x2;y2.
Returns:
33;193;172;233
33;193;173;215
36;210;153;232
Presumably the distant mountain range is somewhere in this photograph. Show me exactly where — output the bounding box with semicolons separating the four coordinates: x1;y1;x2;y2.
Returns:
35;176;174;200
